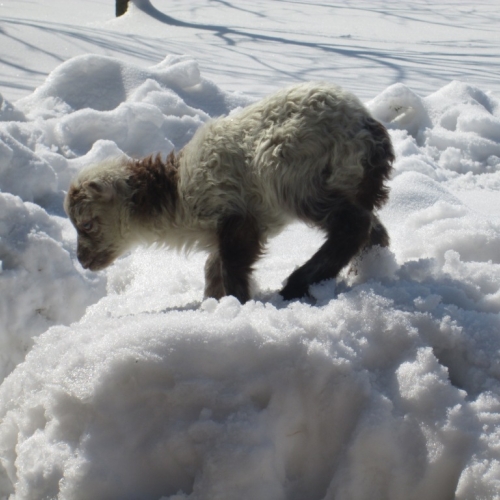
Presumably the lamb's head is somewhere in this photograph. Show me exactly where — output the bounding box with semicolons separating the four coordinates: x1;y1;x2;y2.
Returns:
64;160;133;271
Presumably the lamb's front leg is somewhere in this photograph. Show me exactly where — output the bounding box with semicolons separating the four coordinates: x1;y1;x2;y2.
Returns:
204;213;262;304
204;252;225;300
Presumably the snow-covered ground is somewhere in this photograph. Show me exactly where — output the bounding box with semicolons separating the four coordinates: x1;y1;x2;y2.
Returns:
1;1;500;499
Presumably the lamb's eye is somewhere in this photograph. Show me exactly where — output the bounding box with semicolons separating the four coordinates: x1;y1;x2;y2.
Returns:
80;221;94;233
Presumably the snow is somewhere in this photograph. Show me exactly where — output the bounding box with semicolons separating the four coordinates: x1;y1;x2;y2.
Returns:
1;1;500;499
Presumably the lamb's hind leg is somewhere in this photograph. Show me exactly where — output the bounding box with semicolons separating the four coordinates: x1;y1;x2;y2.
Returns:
280;197;372;300
204;213;263;304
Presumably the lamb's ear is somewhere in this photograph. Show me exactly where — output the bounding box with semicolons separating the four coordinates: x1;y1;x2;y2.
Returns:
85;180;116;202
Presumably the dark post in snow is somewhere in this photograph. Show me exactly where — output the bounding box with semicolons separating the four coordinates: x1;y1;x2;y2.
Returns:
116;0;129;17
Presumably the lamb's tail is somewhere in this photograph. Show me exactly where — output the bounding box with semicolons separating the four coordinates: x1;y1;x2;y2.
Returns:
356;118;394;211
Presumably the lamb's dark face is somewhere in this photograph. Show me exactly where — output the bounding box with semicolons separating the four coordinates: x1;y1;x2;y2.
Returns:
64;179;129;271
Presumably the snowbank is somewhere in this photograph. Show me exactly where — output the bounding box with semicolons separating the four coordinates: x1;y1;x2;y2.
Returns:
0;54;500;499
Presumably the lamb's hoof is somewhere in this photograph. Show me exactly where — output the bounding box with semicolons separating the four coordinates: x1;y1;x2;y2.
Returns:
279;279;309;301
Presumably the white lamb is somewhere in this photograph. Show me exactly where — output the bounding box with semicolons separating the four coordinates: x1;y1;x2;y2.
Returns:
64;82;394;303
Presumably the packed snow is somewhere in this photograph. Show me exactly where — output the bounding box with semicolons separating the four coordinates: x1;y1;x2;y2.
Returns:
1;1;500;499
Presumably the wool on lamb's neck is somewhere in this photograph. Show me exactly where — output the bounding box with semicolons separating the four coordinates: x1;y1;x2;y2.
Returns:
127;152;179;225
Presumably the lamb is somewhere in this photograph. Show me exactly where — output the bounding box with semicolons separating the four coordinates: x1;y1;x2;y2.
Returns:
64;82;394;303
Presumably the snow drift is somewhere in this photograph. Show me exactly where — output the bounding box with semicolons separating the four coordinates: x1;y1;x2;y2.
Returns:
0;54;500;499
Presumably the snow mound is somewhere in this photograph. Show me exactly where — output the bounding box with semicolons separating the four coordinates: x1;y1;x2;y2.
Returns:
0;55;500;499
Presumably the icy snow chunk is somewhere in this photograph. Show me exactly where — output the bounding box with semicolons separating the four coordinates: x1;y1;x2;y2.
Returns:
0;130;58;205
442;250;500;312
151;55;203;90
0;93;25;122
458;110;500;144
396;347;464;418
367;83;431;141
391;129;421;157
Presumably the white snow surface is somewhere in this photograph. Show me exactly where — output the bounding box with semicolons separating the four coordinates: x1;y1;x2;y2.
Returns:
1;1;500;499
